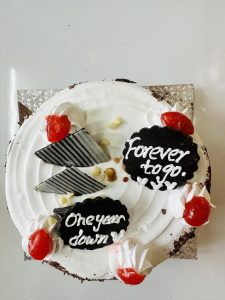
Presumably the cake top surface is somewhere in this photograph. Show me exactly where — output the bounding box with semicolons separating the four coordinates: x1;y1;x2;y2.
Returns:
5;81;212;283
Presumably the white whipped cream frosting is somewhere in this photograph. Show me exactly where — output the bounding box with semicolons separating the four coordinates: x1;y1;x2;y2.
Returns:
52;101;86;130
5;81;211;280
108;239;153;280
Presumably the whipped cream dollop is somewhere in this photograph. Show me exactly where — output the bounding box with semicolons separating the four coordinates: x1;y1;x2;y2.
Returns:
171;102;190;118
168;182;213;223
146;101;192;127
108;239;153;280
40;102;86;139
52;101;86;130
22;215;64;260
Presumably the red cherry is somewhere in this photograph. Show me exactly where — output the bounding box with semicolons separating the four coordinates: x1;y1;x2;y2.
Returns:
28;229;53;260
46;115;71;142
117;268;146;285
161;112;194;135
183;196;211;227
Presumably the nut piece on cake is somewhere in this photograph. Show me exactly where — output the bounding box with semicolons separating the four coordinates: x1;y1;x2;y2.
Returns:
99;137;111;147
108;116;124;129
104;168;117;182
91;166;102;177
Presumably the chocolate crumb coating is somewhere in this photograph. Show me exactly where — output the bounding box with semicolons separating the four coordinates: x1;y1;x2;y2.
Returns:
24;252;32;261
68;81;88;89
115;78;136;84
161;209;167;215
201;145;211;193
68;83;76;89
44;260;117;282
169;229;196;257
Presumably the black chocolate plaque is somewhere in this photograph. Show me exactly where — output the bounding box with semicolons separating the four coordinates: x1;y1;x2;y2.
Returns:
123;126;200;191
59;197;129;250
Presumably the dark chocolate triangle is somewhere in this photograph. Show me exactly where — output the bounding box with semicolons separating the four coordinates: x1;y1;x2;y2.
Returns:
53;205;74;217
35;166;105;195
18;102;32;125
35;128;110;167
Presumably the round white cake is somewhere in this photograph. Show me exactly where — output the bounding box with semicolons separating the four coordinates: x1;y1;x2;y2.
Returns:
5;81;211;282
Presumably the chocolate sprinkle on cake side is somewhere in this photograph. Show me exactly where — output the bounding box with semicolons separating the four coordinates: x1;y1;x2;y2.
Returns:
44;260;116;282
169;229;196;257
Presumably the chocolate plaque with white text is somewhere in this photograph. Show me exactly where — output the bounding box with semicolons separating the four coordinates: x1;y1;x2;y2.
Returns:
123;126;200;191
59;197;129;250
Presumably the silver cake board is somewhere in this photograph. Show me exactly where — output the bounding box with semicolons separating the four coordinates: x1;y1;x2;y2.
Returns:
17;82;197;260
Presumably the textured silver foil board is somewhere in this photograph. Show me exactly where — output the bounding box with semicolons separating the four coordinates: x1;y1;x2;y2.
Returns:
17;84;194;118
17;83;197;260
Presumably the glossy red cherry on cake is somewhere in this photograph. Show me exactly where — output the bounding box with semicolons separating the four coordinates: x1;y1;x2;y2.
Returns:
28;229;53;260
161;112;194;135
46;114;71;142
183;196;211;227
117;268;146;285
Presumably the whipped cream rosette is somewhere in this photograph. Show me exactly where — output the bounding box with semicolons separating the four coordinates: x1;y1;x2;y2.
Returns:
108;239;153;285
22;215;64;260
168;182;214;227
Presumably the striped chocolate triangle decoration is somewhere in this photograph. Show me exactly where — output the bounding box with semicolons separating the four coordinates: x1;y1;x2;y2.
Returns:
53;205;74;217
35;128;110;167
35;166;105;195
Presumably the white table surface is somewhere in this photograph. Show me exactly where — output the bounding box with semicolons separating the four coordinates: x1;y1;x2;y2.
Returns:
0;1;225;299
